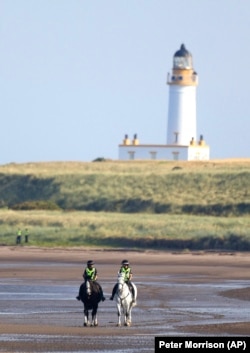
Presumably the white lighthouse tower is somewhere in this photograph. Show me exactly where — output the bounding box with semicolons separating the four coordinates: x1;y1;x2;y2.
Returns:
167;44;198;145
118;43;210;161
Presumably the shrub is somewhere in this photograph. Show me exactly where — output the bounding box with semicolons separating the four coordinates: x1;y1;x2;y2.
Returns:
10;200;61;211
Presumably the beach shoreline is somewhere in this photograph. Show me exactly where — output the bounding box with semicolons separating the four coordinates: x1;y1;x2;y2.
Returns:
0;247;249;352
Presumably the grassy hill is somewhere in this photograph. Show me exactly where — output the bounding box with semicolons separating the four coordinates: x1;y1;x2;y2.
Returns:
0;159;249;250
0;159;249;215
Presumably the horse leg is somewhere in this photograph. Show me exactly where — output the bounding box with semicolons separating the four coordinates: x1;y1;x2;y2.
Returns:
91;306;98;326
84;308;90;327
124;309;128;326
125;307;132;326
131;283;137;306
123;301;132;326
117;303;122;327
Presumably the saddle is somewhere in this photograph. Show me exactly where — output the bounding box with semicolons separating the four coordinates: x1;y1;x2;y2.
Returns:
91;280;102;293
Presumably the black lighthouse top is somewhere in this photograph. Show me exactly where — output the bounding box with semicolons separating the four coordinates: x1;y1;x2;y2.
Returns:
173;44;193;69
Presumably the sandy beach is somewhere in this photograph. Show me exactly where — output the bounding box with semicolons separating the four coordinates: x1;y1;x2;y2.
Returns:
0;246;249;352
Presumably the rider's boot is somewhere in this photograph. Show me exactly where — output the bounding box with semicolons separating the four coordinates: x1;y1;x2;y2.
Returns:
110;285;117;300
131;287;137;306
100;288;106;301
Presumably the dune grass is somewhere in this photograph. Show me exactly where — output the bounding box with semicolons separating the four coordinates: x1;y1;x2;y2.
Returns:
0;160;250;215
0;209;249;250
0;160;249;250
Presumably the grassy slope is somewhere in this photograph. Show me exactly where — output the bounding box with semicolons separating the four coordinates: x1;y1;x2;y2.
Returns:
0;159;249;250
0;159;250;213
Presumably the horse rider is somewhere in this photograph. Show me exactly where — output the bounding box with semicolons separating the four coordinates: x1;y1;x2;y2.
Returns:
110;259;136;304
76;260;106;301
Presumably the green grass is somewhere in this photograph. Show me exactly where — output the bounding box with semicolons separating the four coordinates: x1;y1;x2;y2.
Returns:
0;209;249;251
0;160;250;215
0;160;249;250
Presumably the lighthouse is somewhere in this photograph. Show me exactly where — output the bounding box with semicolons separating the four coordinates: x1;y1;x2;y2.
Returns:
167;44;198;145
118;44;210;161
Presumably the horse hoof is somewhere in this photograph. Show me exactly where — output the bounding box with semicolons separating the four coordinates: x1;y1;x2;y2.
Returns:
91;322;98;327
84;323;87;327
117;323;121;327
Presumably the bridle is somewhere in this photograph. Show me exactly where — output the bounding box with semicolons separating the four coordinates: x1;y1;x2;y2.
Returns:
117;279;130;301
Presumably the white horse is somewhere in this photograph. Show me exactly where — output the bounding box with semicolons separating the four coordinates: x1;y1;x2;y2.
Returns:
114;272;137;326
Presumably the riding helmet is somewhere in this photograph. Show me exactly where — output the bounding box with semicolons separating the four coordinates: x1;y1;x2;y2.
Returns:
87;260;94;266
121;259;129;266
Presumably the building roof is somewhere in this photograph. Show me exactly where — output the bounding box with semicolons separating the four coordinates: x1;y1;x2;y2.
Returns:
174;44;192;58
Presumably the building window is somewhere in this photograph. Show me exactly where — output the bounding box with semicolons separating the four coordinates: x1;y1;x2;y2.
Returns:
172;152;179;161
174;132;179;143
194;152;200;160
128;151;135;160
149;151;157;160
178;76;183;80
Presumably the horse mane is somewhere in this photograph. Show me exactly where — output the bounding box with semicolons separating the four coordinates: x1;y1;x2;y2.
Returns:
79;281;102;303
117;272;126;282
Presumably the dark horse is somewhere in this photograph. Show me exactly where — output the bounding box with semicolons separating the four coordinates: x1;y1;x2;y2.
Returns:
78;280;103;326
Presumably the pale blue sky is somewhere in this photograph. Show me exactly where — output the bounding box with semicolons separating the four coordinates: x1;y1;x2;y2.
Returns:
0;0;249;163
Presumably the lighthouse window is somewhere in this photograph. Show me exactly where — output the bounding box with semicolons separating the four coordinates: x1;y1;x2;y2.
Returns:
172;152;179;161
149;151;157;160
128;151;135;160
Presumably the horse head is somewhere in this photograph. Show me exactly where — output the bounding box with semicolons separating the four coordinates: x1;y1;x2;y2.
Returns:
85;280;92;296
117;272;126;285
117;272;127;294
117;272;126;282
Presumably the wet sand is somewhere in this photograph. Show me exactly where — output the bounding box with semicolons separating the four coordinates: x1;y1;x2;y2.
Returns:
0;247;249;352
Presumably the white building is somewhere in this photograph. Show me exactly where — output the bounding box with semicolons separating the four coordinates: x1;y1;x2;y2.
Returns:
118;44;210;161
